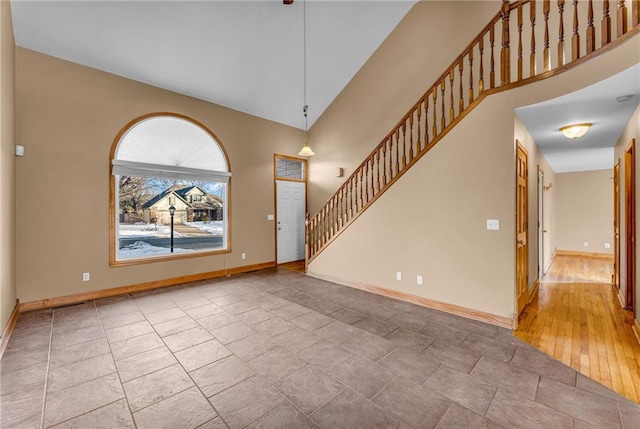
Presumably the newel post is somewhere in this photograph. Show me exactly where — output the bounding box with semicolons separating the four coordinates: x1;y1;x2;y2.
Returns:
500;0;512;85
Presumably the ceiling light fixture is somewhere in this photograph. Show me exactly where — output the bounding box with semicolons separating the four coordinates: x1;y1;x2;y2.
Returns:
559;123;592;139
298;0;315;157
616;94;634;103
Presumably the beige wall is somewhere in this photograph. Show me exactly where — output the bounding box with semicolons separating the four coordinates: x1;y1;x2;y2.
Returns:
308;24;640;320
16;48;306;303
0;1;16;335
307;0;501;213
555;170;613;254
614;102;640;322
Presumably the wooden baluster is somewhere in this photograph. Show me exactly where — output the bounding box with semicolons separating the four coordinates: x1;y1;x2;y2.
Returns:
376;149;381;193
349;178;355;220
530;0;537;77
633;0;640;26
440;79;446;130
558;0;566;66
449;70;455;123
395;129;400;176
618;0;628;36
382;139;388;186
432;90;438;136
370;156;375;198
358;168;363;210
468;48;475;104
517;3;523;81
401;123;407;168
544;0;551;70
424;95;430;145
571;0;580;61
329;198;334;238
479;37;485;93
602;0;612;45
490;24;496;88
458;60;464;114
388;138;393;181
586;0;595;53
409;114;415;161
500;0;511;85
416;101;422;153
363;162;369;204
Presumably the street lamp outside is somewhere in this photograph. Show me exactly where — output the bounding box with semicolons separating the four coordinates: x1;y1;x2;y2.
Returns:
169;205;176;253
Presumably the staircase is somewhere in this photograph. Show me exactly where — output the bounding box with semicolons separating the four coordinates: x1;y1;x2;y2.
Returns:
307;0;640;264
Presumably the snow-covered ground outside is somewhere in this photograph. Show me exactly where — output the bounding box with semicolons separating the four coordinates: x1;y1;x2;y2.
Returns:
118;241;192;259
184;221;223;236
119;223;181;238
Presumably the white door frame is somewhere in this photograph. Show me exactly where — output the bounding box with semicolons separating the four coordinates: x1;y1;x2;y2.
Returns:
274;154;308;265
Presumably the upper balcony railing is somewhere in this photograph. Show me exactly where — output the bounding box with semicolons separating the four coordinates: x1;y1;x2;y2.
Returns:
307;0;640;263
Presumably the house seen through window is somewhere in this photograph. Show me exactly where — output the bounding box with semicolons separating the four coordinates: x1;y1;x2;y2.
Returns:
110;113;231;264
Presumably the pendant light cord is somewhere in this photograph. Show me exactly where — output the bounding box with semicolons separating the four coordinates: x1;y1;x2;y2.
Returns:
303;0;308;132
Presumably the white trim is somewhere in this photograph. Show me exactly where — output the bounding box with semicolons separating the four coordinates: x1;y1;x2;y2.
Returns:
112;160;231;183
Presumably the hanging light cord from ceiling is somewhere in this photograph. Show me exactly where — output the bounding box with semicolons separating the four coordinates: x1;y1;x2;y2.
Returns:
298;0;315;157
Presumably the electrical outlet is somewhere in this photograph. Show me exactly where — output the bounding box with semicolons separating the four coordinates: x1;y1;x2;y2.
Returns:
417;275;423;285
396;272;402;281
604;243;611;249
583;242;589;247
82;272;90;282
241;253;246;260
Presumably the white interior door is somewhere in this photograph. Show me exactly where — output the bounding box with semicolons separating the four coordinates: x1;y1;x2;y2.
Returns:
538;169;544;279
276;180;305;263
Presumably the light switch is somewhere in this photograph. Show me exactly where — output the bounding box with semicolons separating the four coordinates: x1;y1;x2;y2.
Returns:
487;219;500;230
15;145;24;157
267;214;274;221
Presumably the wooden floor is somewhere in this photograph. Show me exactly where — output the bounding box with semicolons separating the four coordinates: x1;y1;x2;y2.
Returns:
516;255;640;403
278;259;306;273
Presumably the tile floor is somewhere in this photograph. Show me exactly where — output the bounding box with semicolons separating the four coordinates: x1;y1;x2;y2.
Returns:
1;268;639;428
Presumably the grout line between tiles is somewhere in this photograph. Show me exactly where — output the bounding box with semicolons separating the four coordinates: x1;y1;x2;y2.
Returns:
37;311;54;429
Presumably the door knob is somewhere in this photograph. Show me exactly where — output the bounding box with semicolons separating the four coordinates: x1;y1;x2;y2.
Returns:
278;228;282;230
517;240;524;245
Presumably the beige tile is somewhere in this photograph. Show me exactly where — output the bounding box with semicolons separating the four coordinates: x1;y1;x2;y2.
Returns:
209;377;284;429
0;386;43;429
163;326;214;352
116;346;177;382
52;399;134;429
153;316;199;337
190;355;254;397
133;387;217;429
226;333;278;362
105;320;154;344
110;332;164;360
245;402;318;429
248;347;308;384
48;353;116;392
51;325;104;350
311;388;394;429
175;339;232;372
424;366;497;415
145;307;188;325
123;364;194;412
274;366;344;414
485;388;573;429
43;373;124;427
49;337;110;368
100;311;146;330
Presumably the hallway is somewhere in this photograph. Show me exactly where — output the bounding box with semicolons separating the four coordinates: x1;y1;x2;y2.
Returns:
516;255;640;403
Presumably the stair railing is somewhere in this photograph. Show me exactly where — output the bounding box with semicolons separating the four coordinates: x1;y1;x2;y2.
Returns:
307;0;640;264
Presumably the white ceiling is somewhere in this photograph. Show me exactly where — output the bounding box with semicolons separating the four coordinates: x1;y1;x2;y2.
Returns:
516;64;640;173
11;0;417;130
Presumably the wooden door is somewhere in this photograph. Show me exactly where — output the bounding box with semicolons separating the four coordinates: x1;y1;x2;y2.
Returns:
614;160;621;291
516;142;529;317
624;140;636;311
276;180;306;263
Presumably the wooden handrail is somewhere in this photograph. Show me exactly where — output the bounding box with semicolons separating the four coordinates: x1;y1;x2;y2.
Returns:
306;0;640;265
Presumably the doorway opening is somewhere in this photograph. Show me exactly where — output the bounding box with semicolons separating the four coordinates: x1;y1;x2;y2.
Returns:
624;139;636;311
274;154;308;267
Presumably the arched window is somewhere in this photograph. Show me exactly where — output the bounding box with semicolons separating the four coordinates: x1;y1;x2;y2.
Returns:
110;113;231;265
